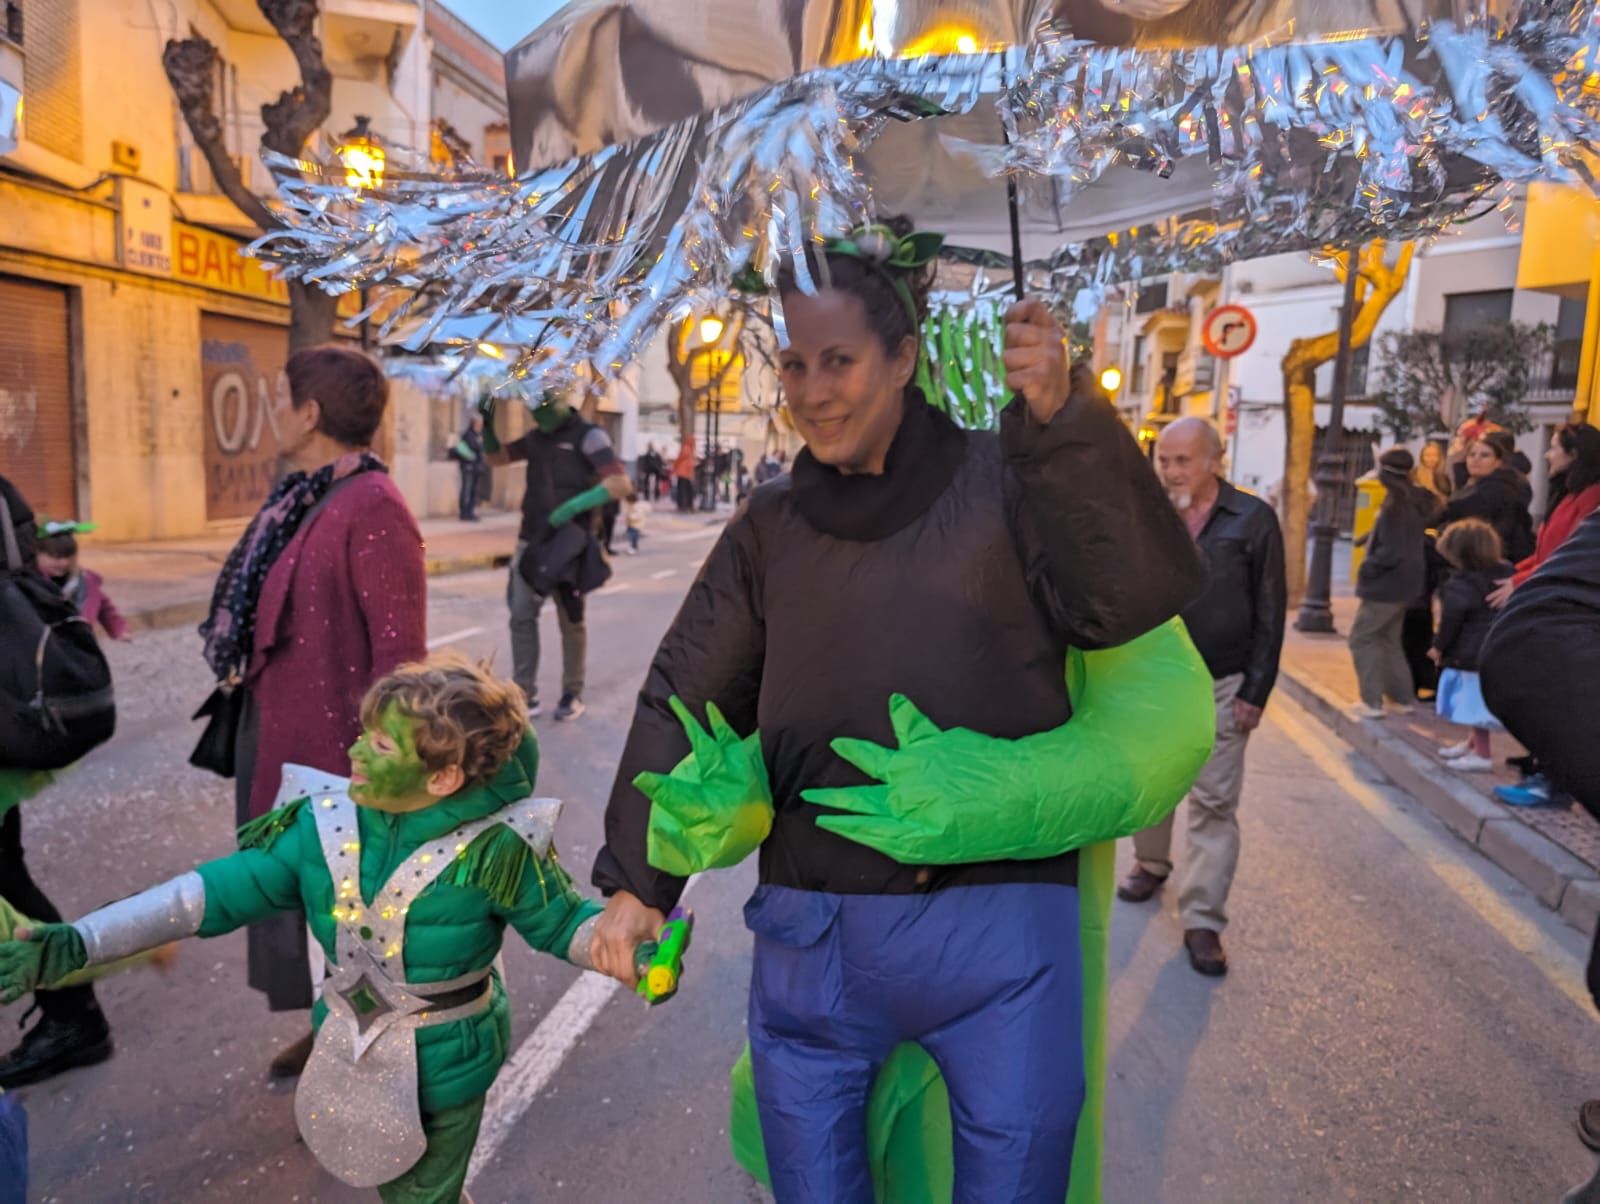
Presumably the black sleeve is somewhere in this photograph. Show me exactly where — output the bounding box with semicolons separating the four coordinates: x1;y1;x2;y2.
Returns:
1439;485;1487;529
1361;509;1402;575
1001;392;1206;649
0;474;36;570
1432;577;1467;657
1238;508;1287;708
503;434;531;464
591;509;767;910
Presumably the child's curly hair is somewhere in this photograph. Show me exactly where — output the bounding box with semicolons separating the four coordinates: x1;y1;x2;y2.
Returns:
359;653;529;785
1437;517;1503;573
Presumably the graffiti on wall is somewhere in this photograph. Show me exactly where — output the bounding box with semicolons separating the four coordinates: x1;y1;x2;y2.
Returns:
201;315;289;521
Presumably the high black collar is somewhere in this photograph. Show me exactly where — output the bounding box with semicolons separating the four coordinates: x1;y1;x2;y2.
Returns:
790;394;968;542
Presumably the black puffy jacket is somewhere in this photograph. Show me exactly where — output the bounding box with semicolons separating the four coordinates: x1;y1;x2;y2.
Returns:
1432;562;1511;670
1481;509;1600;815
1441;467;1535;563
593;394;1208;911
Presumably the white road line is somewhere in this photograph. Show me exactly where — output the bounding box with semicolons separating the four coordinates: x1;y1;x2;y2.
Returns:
467;876;700;1184
1271;696;1590;1012
650;569;678;580
426;626;485;650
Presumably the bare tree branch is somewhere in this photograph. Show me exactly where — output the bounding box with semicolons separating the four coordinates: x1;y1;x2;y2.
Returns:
163;38;278;231
258;0;333;159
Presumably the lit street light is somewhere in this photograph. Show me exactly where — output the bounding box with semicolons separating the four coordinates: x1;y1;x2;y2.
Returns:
1099;366;1123;394
699;315;724;345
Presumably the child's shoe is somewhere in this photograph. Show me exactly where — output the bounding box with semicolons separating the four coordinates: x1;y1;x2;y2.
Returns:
1450;754;1494;773
1439;740;1472;760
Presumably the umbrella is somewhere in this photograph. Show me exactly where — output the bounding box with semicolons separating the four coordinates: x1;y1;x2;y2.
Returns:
249;0;1600;404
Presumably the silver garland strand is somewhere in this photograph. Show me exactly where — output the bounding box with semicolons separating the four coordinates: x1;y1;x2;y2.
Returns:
249;0;1600;397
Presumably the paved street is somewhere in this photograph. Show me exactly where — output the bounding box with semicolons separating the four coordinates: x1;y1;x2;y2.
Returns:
8;511;1600;1203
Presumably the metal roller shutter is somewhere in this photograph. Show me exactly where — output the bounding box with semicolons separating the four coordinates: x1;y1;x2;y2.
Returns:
0;275;76;520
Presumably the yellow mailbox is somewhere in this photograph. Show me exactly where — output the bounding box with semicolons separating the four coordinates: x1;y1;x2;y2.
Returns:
1351;477;1387;576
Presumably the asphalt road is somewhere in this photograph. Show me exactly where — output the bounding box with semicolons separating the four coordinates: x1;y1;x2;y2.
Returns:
9;505;1600;1203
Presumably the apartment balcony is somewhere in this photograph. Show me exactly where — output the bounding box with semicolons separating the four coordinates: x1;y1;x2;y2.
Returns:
208;0;419;64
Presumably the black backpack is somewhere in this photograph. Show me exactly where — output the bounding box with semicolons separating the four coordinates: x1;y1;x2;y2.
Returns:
0;495;116;770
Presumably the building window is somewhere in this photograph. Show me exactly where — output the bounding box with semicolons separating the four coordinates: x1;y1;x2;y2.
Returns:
4;2;22;46
1134;280;1169;314
1158;351;1179;413
1130;334;1147;394
1193;354;1215;390
1442;289;1513;335
1551;296;1585;391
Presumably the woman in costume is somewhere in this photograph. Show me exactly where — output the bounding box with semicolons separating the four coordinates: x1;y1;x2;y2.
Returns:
588;218;1211;1201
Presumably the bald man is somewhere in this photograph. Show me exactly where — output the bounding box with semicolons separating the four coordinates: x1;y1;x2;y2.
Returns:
1119;418;1286;976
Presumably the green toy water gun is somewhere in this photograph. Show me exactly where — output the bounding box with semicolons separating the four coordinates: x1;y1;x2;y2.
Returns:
631;906;693;1005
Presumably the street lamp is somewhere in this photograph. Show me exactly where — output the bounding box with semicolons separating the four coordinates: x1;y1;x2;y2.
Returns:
337;115;386;190
1099;366;1123;394
699;315;724;345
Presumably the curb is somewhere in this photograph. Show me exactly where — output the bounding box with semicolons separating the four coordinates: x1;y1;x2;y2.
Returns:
1279;666;1600;938
123;551;514;634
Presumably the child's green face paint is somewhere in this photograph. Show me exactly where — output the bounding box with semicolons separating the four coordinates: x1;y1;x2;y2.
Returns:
348;706;432;811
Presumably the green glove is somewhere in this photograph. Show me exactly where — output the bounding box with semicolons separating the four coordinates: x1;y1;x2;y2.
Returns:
635;697;772;876
549;482;612;528
0;922;87;1004
803;618;1216;864
477;395;501;455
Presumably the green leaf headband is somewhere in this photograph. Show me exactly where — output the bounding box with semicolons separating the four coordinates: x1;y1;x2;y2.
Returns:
743;223;947;396
36;519;97;538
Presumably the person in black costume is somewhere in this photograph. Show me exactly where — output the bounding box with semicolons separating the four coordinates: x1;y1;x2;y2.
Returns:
0;474;113;1089
585;219;1205;1201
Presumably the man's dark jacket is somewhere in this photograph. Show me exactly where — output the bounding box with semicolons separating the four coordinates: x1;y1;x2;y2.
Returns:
1180;480;1286;708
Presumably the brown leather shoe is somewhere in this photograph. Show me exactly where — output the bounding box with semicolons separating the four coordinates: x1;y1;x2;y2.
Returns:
1184;928;1228;977
269;1031;315;1079
1116;866;1168;903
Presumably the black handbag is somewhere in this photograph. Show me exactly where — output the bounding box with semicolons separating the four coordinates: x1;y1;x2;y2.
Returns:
188;681;244;778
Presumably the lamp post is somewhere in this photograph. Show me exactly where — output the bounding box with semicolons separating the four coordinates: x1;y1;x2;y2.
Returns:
697;316;724;511
1295;250;1360;634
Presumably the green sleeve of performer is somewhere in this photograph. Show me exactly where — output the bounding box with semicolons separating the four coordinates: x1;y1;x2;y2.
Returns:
498;845;604;964
548;483;612;528
195;807;310;936
634;697;772;877
477;395;501;455
804;618;1215;864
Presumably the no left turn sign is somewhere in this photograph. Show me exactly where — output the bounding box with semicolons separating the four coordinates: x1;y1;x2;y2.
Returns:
1201;304;1257;359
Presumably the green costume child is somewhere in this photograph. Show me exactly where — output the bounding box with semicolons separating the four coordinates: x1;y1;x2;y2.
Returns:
0;658;606;1204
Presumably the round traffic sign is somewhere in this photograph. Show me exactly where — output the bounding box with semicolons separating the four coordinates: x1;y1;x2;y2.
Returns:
1201;304;1257;359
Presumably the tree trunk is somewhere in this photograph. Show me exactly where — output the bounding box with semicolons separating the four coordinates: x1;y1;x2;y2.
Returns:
1281;361;1319;603
287;280;339;352
1278;242;1415;602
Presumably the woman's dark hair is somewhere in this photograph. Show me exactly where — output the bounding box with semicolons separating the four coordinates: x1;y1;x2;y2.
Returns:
286;344;389;448
38;530;77;560
775;214;934;356
1552;422;1600;505
1438;517;1503;572
1480;430;1514;462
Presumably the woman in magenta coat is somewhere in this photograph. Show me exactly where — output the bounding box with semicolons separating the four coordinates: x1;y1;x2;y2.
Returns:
200;345;426;1074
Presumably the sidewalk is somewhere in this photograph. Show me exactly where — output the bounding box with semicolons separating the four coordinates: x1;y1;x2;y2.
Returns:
86;498;728;633
1280;590;1600;937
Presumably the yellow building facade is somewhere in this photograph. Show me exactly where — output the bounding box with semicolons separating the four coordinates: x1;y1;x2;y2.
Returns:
1516;182;1600;428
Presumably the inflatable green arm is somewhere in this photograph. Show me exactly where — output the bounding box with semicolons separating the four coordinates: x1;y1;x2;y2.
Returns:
635;697;773;876
805;619;1215;864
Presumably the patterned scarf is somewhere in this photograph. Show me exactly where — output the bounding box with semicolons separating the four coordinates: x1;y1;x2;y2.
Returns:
200;451;386;681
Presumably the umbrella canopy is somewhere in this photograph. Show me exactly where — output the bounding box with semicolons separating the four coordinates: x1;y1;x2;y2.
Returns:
250;0;1600;393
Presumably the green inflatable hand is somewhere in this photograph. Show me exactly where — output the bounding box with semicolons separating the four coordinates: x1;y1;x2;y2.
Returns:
805;618;1216;864
476;394;501;455
0;922;87;1004
549;482;612;528
636;697;773;876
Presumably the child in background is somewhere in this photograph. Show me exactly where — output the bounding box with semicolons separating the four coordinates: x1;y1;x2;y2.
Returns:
1430;518;1513;773
625;490;647;556
35;522;129;642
